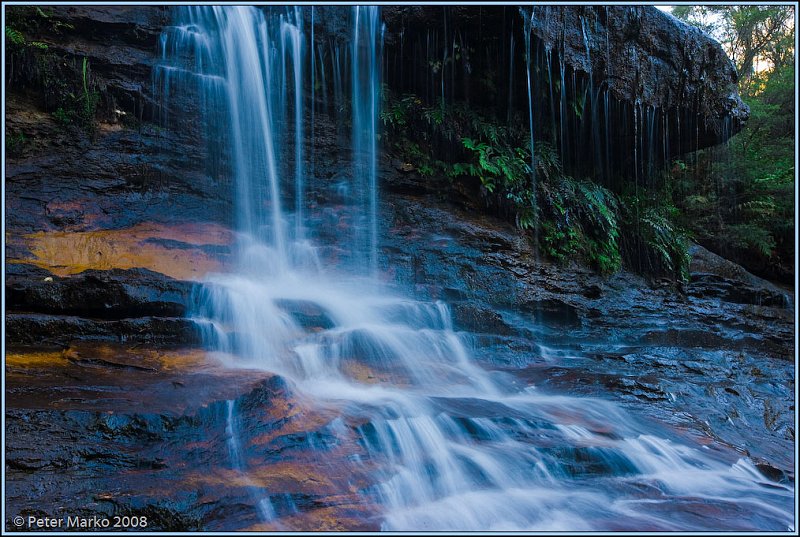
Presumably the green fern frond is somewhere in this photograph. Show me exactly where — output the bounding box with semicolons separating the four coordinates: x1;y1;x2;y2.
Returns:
5;26;25;46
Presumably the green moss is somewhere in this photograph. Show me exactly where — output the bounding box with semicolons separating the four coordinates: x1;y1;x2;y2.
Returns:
5;131;28;155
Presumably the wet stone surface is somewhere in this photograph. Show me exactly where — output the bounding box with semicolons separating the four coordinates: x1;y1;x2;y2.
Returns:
379;191;795;484
5;344;381;531
5;175;794;531
3;6;793;530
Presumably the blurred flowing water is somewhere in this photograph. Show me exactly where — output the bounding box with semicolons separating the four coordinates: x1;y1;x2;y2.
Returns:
155;6;793;531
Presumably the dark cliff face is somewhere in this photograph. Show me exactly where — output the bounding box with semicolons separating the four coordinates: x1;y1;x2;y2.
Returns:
6;6;168;121
381;5;748;127
6;5;747;175
526;6;748;146
379;5;748;175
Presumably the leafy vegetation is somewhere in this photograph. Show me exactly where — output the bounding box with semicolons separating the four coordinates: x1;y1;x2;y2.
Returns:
5;6;98;135
380;89;667;276
5;24;49;50
5;131;28;156
619;195;690;280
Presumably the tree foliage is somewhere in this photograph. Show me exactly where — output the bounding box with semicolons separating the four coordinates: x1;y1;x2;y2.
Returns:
670;5;795;281
671;5;794;93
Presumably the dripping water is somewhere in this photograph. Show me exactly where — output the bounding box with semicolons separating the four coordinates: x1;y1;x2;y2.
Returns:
522;8;537;254
281;16;304;242
226;399;278;523
351;6;383;274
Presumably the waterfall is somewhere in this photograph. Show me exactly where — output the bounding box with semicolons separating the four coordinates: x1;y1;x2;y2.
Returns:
351;6;382;274
281;15;304;242
156;6;793;531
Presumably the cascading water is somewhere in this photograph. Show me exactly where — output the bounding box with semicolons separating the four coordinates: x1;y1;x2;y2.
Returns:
351;6;382;274
280;13;305;242
156;6;793;531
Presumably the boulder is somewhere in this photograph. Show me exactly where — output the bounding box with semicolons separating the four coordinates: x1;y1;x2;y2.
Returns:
526;6;748;137
687;244;791;308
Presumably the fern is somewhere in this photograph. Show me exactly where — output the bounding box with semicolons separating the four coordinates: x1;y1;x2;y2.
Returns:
631;206;690;280
533;142;562;181
5;26;25;46
725;223;776;257
576;180;618;232
737;197;776;217
5;25;47;49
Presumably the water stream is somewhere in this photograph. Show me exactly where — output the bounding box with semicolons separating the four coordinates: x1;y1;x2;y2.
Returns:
156;6;793;531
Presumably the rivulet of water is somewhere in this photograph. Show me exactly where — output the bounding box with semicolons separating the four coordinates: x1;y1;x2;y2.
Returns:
156;6;794;531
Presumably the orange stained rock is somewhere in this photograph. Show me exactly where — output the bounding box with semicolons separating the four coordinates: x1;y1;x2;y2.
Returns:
5;343;277;414
6;344;219;373
5;349;72;369
339;359;410;386
194;460;351;496
15;222;234;281
249;407;338;447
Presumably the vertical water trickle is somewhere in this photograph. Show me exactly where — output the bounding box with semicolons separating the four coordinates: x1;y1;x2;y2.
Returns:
634;100;641;186
440;13;447;108
225;399;243;471
604;6;612;181
546;48;556;147
440;40;446;106
425;29;431;102
450;34;456;105
646;105;657;184
351;6;382;274
507;31;515;124
580;14;594;177
226;400;278;523
332;44;344;142
317;43;328;117
281;17;304;242
310;9;315;232
522;8;537;244
559;55;567;167
604;89;611;182
662;109;669;177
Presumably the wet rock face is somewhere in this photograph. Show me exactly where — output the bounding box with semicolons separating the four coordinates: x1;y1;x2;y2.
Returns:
527;6;748;133
5;264;201;346
7;6;168;122
381;5;747;155
5;7;236;345
5;5;229;240
6;346;379;531
687;244;791;308
380;188;794;472
7;264;193;319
